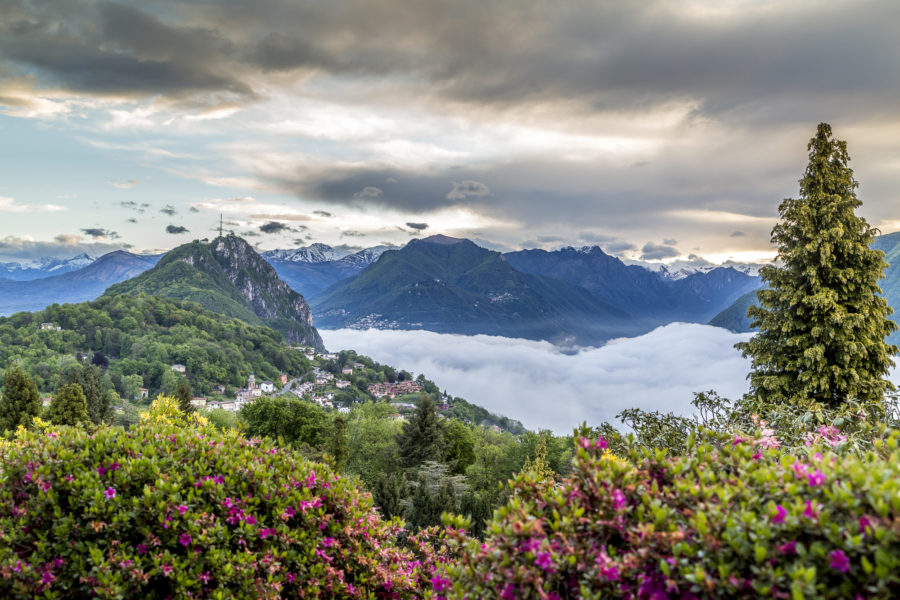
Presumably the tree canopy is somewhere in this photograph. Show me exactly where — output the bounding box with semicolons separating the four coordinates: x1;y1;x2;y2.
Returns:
738;123;898;407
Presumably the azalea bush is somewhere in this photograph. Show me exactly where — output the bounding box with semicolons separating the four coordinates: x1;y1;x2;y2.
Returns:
0;397;455;599
439;429;900;599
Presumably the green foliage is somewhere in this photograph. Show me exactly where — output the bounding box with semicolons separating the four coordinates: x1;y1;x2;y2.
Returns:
46;383;90;427
398;397;445;469
441;428;900;599
238;395;330;448
738;123;898;407
373;472;408;520
327;414;349;472
405;462;466;531
0;364;41;431
0;399;448;598
0;294;310;399
443;420;476;475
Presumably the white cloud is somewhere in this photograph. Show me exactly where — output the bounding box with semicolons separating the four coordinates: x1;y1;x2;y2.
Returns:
0;197;69;213
320;324;756;433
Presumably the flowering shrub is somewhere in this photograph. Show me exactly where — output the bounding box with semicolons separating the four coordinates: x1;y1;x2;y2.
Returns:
440;431;900;599
0;397;453;598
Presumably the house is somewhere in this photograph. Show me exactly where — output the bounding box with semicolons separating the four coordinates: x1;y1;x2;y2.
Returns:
42;397;52;408
250;388;263;398
304;351;316;360
213;384;226;394
315;372;334;384
170;364;186;374
280;373;288;385
352;362;365;370
191;396;208;409
335;380;351;389
260;381;275;393
293;381;315;397
209;400;238;412
40;322;62;331
138;388;149;400
319;352;338;360
341;367;353;375
367;381;423;398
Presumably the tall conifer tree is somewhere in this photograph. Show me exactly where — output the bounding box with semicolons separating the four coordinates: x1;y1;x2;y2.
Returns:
397;397;445;469
737;123;898;407
0;365;42;430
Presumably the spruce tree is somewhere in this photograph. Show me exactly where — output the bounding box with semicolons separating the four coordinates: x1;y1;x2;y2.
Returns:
397;397;445;469
737;123;898;408
0;365;42;431
175;380;194;414
47;384;90;427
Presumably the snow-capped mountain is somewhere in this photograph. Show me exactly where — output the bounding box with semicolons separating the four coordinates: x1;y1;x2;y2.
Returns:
0;253;96;281
338;245;393;267
623;256;770;280
261;243;352;264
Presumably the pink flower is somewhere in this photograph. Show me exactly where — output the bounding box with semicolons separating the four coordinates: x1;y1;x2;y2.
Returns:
137;544;147;555
772;505;786;524
733;436;744;446
322;537;335;547
162;563;173;577
778;541;797;555
859;515;873;535
595;436;607;450
431;576;450;592
792;462;809;478
535;552;553;571
177;504;188;516
611;488;627;511
802;500;818;521
199;571;211;584
601;565;620;581
179;533;192;546
830;549;850;573
97;465;107;476
807;470;826;487
501;585;516;600
104;487;116;499
281;506;296;520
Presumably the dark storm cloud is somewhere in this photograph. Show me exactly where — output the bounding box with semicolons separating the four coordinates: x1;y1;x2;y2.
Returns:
313;210;333;218
641;242;679;260
81;228;119;239
160;205;177;216
405;222;428;231
259;221;291;234
3;1;897;121
165;225;189;234
189;206;200;213
730;231;746;238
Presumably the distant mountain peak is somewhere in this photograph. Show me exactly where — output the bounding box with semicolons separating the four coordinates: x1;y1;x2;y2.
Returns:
262;243;351;264
418;234;464;245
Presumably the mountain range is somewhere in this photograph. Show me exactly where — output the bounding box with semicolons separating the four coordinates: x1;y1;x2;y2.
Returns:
104;236;324;349
313;235;648;345
0;251;160;315
3;232;900;348
0;252;97;281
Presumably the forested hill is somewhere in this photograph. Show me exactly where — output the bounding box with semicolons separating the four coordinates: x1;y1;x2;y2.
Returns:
104;235;324;349
0;294;310;397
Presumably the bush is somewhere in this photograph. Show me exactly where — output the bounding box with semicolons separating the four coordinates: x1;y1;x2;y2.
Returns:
0;397;450;599
440;429;900;599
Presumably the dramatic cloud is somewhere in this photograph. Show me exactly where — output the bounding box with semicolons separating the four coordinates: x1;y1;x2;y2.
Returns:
405;222;429;231
640;241;680;260
320;325;756;433
81;228;119;239
446;180;491;201
165;225;189;234
259;221;291;234
160;204;177;216
313;210;333;218
353;187;383;200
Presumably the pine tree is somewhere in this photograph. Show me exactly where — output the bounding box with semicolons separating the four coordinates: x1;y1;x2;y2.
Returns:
373;472;407;519
737;123;898;408
47;384;90;427
0;365;42;431
175;380;194;414
397;397;445;469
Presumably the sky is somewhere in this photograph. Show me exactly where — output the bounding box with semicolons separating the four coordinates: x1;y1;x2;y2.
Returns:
1;0;899;263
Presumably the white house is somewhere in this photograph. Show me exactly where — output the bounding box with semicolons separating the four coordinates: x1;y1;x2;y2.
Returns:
171;364;186;374
260;381;275;393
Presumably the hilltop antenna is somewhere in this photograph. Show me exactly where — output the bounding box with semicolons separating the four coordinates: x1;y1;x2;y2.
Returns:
218;213;223;238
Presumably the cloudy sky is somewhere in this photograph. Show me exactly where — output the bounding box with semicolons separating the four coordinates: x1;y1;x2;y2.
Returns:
1;0;899;262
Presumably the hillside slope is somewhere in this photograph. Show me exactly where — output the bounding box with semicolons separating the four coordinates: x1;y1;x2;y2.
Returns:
104;236;324;349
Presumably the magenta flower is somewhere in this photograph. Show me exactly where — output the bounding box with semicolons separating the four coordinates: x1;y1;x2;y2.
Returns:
595;436;607;450
772;505;786;524
611;488;627;511
601;565;620;581
177;504;188;516
199;571;211;584
97;465;107;476
179;533;192;546
501;585;516;600
535;552;553;571
137;543;147;555
859;515;872;535
802;499;818;520
104;487;116;499
830;549;850;573
807;470;826;487
777;541;797;556
733;436;744;446
431;576;450;592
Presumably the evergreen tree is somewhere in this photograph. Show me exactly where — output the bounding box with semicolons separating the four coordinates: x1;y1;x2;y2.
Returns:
328;415;349;472
66;364;110;424
373;472;407;519
737;123;898;407
47;384;90;427
175;380;194;414
0;365;42;431
521;434;556;483
397;397;445;469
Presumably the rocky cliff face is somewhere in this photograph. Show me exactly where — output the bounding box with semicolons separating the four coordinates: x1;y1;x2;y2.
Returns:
104;235;324;349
